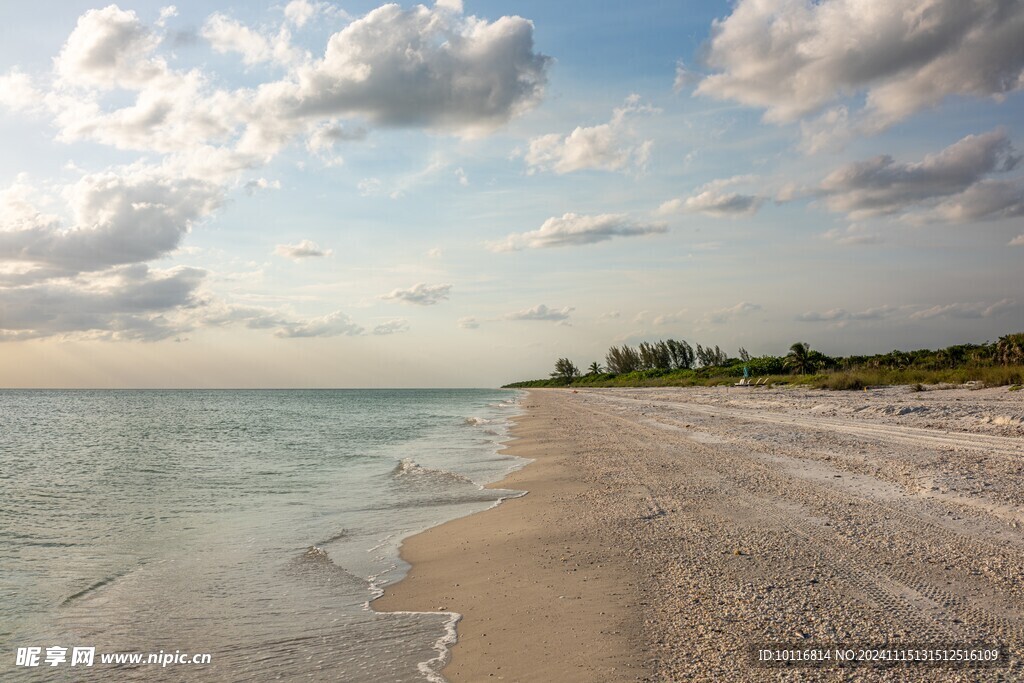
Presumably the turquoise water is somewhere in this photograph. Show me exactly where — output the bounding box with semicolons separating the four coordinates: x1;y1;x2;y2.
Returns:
0;389;524;681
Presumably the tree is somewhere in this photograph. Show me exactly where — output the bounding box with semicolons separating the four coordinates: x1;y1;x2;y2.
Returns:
666;339;694;369
550;358;580;383
696;344;728;367
784;342;814;374
605;345;642;374
587;361;603;375
738;347;751;363
996;333;1024;366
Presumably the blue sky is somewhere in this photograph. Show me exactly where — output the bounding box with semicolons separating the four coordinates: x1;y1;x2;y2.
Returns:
0;0;1021;387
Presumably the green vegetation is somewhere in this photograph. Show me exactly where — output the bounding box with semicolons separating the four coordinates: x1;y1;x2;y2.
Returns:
503;333;1024;390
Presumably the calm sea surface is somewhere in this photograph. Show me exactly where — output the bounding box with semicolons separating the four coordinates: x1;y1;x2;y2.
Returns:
0;389;524;681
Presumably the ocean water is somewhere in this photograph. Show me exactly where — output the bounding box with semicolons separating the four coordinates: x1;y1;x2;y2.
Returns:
0;389;525;681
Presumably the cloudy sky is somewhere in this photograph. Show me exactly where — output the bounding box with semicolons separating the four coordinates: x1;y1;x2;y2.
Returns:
0;0;1021;387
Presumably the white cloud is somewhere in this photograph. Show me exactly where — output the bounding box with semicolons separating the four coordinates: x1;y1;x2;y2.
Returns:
915;180;1024;224
263;3;550;136
274;239;331;260
243;177;281;194
156;6;178;28
818;129;1022;221
0;168;222;277
373;319;410;335
696;0;1024;130
797;306;896;322
799;106;851;154
426;247;442;259
202;13;304;67
0;69;42;112
910;299;1015;321
705;302;760;324
489;212;666;251
524;95;655;174
274;310;364;338
306;121;367;160
0;3;553;344
0;264;206;342
673;60;698;93
653;311;689;326
5;3;549;181
55;5;165;88
382;282;452;306
505;304;573;322
1010;235;1024;246
599;311;621;321
660;176;764;218
284;0;317;27
457;316;479;329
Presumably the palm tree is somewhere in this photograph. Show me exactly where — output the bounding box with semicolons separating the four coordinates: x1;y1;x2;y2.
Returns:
996;333;1024;366
784;342;814;374
588;361;603;375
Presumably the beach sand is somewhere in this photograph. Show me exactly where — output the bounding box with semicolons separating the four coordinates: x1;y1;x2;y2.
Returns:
374;391;646;682
377;386;1024;681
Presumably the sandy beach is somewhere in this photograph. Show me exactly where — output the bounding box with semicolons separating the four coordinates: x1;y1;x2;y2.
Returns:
377;386;1024;681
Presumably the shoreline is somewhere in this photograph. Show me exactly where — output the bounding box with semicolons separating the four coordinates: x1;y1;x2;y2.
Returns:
373;389;646;681
376;385;1024;681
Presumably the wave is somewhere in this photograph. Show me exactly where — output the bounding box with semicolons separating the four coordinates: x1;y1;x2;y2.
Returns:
315;529;349;546
462;416;494;426
391;458;474;485
61;566;137;606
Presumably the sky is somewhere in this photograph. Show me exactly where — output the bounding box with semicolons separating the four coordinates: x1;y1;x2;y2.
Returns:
0;0;1021;387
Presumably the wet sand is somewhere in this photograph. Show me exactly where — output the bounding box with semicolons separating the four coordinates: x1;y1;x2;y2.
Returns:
374;391;645;682
377;386;1024;681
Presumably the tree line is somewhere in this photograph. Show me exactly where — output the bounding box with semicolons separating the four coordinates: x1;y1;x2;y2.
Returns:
545;333;1024;383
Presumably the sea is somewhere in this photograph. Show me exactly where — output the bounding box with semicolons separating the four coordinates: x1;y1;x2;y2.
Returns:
0;389;525;681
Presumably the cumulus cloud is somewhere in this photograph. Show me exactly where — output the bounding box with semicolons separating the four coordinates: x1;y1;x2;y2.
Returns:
274;239;331;260
915;180;1024;224
0;3;551;342
705;302;760;324
457;316;480;329
0;168;221;277
818;129;1023;221
1010;235;1024;246
273;310;364;338
0;69;42;112
660;176;764;218
55;5;166;88
910;299;1015;321
0;264;206;342
524;95;655;174
696;0;1024;130
381;282;452;306
7;2;549;175
505;304;573;322
372;318;409;335
261;3;550;135
796;306;896;322
489;212;666;251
